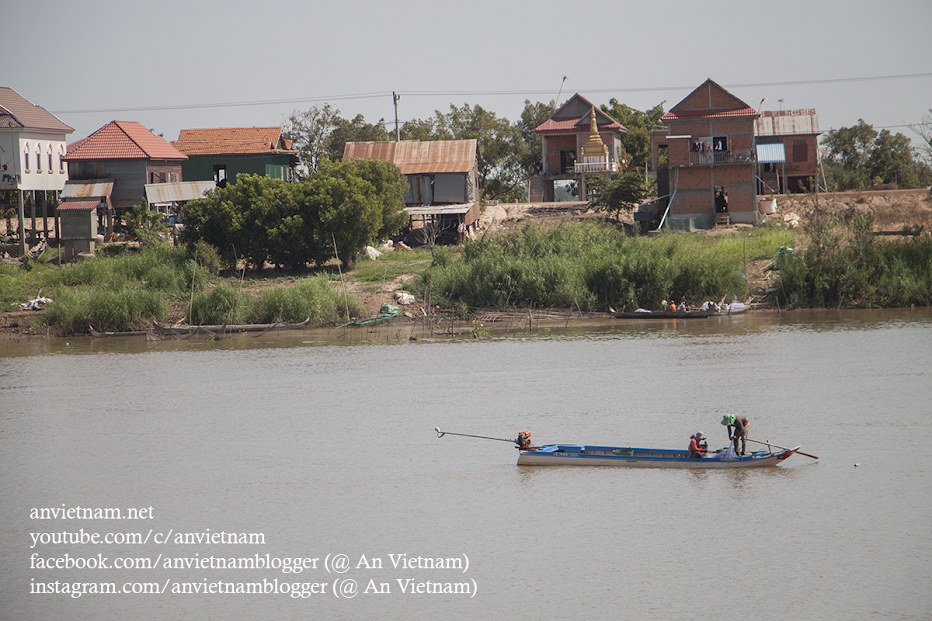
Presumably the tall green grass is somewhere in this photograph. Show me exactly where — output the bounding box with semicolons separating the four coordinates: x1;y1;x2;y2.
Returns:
247;275;366;324
417;221;795;311
776;212;932;308
44;288;170;333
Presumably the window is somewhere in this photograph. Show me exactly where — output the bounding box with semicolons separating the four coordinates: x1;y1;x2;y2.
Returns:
793;140;808;163
59;145;66;172
213;165;227;183
48;152;53;172
23;143;30;171
37;145;42;171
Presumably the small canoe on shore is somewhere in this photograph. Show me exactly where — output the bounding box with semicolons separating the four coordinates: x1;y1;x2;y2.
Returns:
517;444;799;468
346;303;401;327
613;309;712;319
152;318;310;336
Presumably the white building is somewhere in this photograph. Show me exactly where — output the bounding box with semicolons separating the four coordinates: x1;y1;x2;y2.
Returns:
0;87;73;250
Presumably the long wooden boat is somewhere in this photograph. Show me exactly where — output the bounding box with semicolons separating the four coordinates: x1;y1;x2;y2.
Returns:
90;328;150;337
152;318;310;336
613;309;712;319
517;444;799;468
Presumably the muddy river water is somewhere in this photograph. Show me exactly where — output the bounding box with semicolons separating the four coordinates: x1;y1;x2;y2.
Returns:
2;308;930;620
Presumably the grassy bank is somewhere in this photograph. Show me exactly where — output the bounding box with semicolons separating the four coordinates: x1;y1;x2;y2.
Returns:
415;220;796;312
0;245;365;334
775;210;932;308
3;211;928;336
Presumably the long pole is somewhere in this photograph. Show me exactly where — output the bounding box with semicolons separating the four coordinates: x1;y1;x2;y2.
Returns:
435;427;516;444
747;437;818;460
393;92;400;142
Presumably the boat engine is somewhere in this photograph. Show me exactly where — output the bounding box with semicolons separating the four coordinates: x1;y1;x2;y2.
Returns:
516;431;532;448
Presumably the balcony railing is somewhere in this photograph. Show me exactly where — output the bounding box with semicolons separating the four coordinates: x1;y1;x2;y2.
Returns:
689;150;754;165
573;160;618;174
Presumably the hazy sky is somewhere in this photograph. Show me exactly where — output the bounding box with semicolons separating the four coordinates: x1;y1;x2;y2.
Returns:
6;0;931;146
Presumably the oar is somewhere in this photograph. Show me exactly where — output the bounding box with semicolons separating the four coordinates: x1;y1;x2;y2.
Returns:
435;427;517;444
747;437;819;459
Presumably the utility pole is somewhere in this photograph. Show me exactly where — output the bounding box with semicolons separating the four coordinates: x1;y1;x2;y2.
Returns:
393;92;401;142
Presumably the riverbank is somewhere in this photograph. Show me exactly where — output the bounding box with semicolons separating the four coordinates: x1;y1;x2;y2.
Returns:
1;188;929;338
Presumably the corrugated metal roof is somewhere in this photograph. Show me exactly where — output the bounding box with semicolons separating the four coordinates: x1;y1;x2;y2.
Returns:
756;143;786;163
0;87;73;133
404;203;475;216
58;200;100;211
145;181;216;204
172;127;297;156
755;110;820;136
64;121;187;161
344;140;477;174
61;179;114;198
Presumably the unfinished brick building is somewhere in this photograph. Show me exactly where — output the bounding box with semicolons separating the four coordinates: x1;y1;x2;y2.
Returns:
650;79;759;230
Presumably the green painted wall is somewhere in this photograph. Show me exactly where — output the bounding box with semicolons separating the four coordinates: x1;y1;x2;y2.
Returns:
181;154;293;183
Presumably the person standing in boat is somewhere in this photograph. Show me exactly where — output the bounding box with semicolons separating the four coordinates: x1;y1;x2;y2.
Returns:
722;414;749;455
688;432;708;458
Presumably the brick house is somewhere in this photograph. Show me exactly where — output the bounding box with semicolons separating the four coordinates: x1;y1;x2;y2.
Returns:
63;120;187;218
171;126;298;185
755;109;821;194
650;79;759;230
531;93;626;201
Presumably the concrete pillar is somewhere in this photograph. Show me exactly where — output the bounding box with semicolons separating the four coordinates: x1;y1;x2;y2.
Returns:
18;190;26;256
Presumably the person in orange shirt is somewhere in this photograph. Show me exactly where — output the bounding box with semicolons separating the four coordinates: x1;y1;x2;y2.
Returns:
688;432;708;458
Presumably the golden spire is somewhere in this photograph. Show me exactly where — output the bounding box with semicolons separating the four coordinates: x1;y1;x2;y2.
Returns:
581;107;608;162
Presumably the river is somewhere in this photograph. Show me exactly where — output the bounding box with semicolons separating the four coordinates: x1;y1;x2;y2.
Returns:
1;308;930;620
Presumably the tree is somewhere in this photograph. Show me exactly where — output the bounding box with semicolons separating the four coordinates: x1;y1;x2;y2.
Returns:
316;158;409;241
180;174;300;270
587;171;648;221
517;99;556;173
821;120;932;190
323;114;390;163
281;103;342;175
600;99;666;171
908;109;932;166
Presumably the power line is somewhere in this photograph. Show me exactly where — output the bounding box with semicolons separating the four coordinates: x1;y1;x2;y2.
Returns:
51;72;932;115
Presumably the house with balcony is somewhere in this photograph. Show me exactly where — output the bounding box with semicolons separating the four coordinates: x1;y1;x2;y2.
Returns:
531;93;626;201
0;87;74;249
650;79;759;230
171;126;298;185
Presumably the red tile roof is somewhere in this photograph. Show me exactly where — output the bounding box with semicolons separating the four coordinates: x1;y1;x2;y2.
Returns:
662;107;758;121
64;121;187;161
534;117;626;134
534;93;626;135
58;200;100;211
662;79;758;122
172;126;296;156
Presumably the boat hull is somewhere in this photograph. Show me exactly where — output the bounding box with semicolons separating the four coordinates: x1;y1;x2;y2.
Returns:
152;319;310;335
614;310;711;319
517;445;798;468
